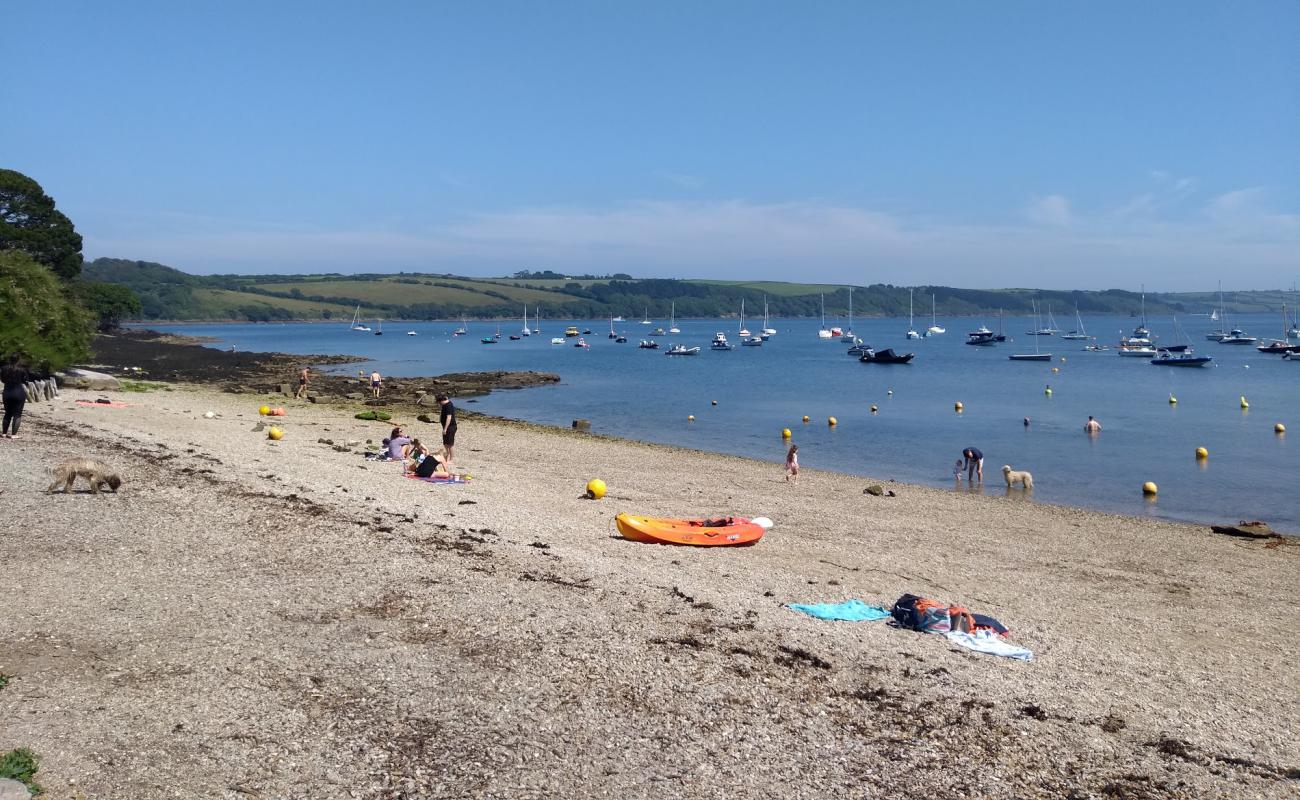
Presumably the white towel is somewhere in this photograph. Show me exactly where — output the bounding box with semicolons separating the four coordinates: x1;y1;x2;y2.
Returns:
943;630;1033;661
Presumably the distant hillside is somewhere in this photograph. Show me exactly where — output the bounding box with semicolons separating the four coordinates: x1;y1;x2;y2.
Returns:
85;258;1294;322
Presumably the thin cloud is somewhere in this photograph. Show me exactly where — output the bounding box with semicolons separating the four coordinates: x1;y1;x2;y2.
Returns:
1025;194;1072;227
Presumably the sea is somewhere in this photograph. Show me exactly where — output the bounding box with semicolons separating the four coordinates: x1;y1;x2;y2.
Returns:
149;312;1299;532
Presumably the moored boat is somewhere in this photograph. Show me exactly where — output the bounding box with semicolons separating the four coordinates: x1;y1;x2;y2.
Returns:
1151;351;1212;367
710;332;734;351
638;339;660;349
665;344;700;356
860;347;914;364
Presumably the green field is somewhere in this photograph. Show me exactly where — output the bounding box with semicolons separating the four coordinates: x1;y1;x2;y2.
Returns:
688;279;852;296
192;288;362;317
257;277;572;307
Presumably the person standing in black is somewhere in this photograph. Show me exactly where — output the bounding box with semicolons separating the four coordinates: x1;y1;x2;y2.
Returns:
436;394;457;469
2;354;30;438
961;446;984;483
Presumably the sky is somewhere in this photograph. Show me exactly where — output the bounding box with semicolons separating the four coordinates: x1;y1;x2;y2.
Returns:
3;1;1298;289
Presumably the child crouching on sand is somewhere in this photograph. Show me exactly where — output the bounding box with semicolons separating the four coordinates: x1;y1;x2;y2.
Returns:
785;444;799;482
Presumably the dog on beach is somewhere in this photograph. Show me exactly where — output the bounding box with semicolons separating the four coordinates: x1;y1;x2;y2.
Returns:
1001;464;1034;490
47;459;122;495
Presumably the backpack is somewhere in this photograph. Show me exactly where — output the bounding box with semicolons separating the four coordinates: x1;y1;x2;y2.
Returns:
891;595;983;634
891;594;953;633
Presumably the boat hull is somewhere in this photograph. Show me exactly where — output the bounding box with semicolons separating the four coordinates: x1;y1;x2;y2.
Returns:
1151;356;1212;367
1009;354;1052;361
615;514;764;547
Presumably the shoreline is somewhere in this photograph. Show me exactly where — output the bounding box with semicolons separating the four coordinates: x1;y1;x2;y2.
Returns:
2;383;1298;797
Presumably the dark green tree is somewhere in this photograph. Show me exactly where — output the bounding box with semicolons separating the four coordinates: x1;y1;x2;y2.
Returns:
74;281;143;331
0;251;93;369
0;169;84;280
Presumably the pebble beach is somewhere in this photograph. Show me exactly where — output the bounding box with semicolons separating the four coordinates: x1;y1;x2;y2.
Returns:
2;383;1298;799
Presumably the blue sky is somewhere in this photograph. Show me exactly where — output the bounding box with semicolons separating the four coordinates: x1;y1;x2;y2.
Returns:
4;1;1297;288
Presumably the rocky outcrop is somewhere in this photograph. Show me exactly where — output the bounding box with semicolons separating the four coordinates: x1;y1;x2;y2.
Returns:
59;368;121;391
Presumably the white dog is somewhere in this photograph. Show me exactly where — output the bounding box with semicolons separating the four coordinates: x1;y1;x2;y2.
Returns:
1002;464;1034;490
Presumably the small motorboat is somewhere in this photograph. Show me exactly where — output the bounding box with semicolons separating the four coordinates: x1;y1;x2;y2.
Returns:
965;331;997;346
741;336;763;347
615;513;765;547
574;338;590;348
550;337;566;345
1218;329;1257;345
1118;345;1158;357
710;332;734;351
1151;351;1212;367
508;335;522;341
1283;351;1300;361
1258;340;1300;354
564;326;580;337
665;344;700;356
651;327;666;336
860;347;914;364
846;337;866;356
480;337;497;344
582;329;593;335
615;335;628;343
406;331;417;337
638;340;660;349
1083;343;1110;351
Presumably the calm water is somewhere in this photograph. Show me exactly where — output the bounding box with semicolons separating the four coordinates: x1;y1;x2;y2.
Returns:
152;313;1298;531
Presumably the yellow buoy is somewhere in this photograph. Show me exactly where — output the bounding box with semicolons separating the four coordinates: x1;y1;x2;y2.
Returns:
1142;481;1158;495
782;428;792;438
267;426;284;441
802;415;810;423
870;404;878;413
585;478;606;499
1045;388;1053;396
827;416;837;426
687;415;695;422
1169;394;1177;405
1195;447;1208;459
259;405;271;416
1240;396;1249;409
954;401;964;412
1051;367;1059;373
1276;423;1287;434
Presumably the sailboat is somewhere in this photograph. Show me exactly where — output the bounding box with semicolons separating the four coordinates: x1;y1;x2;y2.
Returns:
1062;305;1091;339
761;295;776;337
640;307;652;325
609;316;619;339
926;294;945;335
374;319;384;336
840;288;856;342
738;298;750;337
521;306;531;336
1131;286;1150;339
1207;282;1229;340
906;289;920;339
453;316;468;336
1152;318;1212;366
350;305;371;332
668;302;680;334
1010;301;1052;361
1028;303;1058;335
533;308;540;335
817;294;833;339
1256;304;1300;353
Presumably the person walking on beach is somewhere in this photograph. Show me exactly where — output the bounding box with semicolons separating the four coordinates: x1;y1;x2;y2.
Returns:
784;443;799;482
436;394;457;468
1084;415;1101;434
370;370;382;398
295;367;310;400
2;354;29;438
962;446;984;482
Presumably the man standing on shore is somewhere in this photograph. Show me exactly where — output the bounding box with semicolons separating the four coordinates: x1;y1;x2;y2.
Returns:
370;370;382;398
437;393;457;468
962;446;983;483
295;367;310;400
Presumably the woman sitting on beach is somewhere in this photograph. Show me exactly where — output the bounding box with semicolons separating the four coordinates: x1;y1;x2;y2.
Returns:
386;427;413;461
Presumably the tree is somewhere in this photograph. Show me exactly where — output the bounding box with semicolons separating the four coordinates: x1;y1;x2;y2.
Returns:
74;281;143;331
0;251;93;370
0;169;84;280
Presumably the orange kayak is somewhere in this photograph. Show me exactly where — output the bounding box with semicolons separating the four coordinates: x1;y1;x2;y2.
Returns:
615;513;765;547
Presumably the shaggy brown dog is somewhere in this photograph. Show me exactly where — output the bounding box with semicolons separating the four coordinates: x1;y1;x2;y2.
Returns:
47;459;122;495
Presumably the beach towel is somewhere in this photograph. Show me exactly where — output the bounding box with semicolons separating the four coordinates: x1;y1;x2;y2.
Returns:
943;630;1033;661
787;599;892;622
406;474;469;484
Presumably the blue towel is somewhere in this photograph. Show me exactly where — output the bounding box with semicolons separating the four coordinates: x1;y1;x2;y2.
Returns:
943;630;1034;661
787;599;892;622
